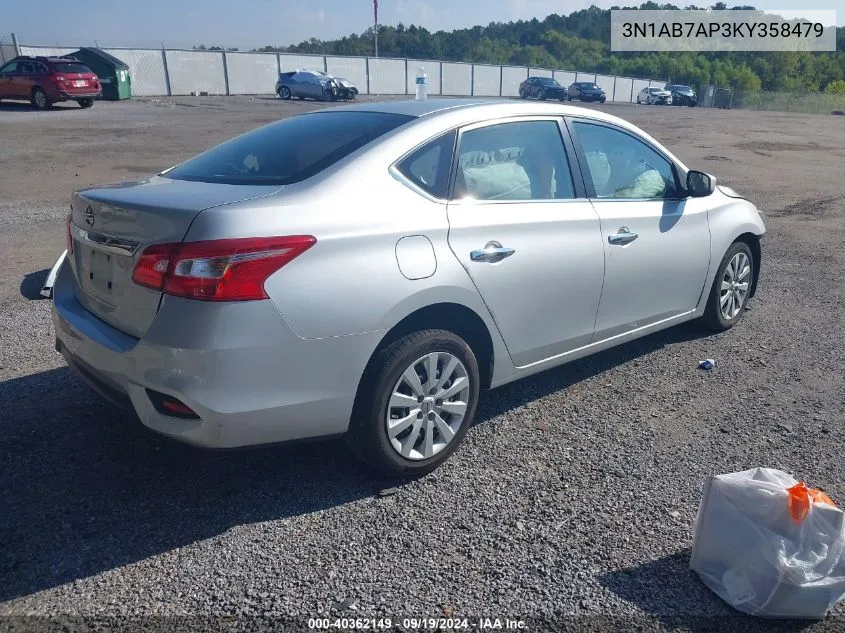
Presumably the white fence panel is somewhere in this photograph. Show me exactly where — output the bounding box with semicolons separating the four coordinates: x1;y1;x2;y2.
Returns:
165;50;226;95
406;60;441;95
226;52;277;94
649;78;665;88
279;54;325;73
325;56;367;93
369;58;405;94
575;71;596;84
441;62;471;96
472;64;500;96
553;70;577;87
529;67;553;78
613;76;634;102
501;66;527;97
19;46;76;57
595;74;615;99
103;48;167;96
632;79;650;101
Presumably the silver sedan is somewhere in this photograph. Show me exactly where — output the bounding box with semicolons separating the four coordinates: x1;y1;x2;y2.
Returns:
52;99;765;477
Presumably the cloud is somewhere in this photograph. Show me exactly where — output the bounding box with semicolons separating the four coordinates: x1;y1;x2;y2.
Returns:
317;8;325;22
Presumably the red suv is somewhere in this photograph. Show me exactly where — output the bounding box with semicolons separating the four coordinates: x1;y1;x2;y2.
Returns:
0;56;101;110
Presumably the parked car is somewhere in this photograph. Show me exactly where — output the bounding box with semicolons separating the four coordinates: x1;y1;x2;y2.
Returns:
665;84;698;107
53;99;764;477
276;69;357;101
637;87;673;105
518;77;568;101
565;82;607;103
0;55;101;109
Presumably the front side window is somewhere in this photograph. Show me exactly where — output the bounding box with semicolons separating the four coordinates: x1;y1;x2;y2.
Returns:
573;122;679;200
165;111;414;186
396;131;456;199
453;120;575;201
0;62;16;74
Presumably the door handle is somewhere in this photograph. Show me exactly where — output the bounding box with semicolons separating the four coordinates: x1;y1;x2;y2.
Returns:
470;241;515;263
608;227;638;245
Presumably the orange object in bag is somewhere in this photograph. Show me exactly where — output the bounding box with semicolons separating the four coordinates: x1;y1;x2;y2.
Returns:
788;482;836;523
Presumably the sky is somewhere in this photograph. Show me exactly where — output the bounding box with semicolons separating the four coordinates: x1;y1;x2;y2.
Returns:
3;0;842;50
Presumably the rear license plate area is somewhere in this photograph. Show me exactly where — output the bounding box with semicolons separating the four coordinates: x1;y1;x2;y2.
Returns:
79;247;116;299
74;80;87;87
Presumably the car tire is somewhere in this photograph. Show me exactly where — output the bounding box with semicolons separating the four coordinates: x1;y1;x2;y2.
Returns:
278;86;291;100
537;89;545;101
519;88;527;99
701;241;755;332
347;329;480;478
77;99;94;109
31;87;50;110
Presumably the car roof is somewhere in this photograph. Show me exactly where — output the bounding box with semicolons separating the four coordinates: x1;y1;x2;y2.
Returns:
322;98;639;128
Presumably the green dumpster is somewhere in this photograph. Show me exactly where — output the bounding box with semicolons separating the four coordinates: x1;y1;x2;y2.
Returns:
63;48;131;100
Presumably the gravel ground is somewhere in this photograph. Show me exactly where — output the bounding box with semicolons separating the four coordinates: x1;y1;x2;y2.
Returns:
1;96;844;632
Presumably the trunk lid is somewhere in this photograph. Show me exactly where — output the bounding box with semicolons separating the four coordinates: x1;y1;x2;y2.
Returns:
68;176;282;338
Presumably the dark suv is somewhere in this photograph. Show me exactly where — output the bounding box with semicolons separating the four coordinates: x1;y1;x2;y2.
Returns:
0;56;101;110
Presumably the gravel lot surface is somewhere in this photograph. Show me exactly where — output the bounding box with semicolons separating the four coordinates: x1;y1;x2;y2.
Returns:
1;95;844;632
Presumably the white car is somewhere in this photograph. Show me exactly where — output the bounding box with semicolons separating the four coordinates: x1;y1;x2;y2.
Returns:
637;87;673;105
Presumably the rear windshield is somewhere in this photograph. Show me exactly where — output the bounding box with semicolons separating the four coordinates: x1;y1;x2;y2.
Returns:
164;111;414;186
51;62;92;74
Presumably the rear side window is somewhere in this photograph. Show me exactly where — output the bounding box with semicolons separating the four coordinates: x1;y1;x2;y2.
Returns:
51;62;92;74
395;131;456;199
165;111;414;186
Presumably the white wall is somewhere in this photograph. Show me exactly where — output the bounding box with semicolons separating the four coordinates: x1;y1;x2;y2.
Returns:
595;74;615;99
501;66;527;97
406;61;441;95
529;67;553;78
553;70;577;87
325;56;367;93
369;58;405;95
103;48;167;97
575;71;596;84
472;64;500;96
279;54;325;73
165;50;226;95
613;76;634;102
441;62;472;96
226;52;277;95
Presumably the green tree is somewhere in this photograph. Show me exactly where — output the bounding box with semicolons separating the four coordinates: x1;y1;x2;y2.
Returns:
824;79;845;95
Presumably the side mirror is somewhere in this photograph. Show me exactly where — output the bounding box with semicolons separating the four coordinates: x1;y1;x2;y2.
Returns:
687;170;716;197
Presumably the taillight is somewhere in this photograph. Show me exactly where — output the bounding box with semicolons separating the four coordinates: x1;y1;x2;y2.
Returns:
132;236;316;301
66;213;74;255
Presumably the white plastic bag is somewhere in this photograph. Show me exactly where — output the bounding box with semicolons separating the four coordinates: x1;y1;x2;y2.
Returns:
690;467;845;619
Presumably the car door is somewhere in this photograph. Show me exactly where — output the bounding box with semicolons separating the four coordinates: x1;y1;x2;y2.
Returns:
567;118;711;342
13;60;36;98
446;117;605;367
0;61;16;98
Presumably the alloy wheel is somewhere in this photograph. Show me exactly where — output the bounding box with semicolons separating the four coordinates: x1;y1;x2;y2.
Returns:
385;352;470;461
719;251;751;321
34;90;47;109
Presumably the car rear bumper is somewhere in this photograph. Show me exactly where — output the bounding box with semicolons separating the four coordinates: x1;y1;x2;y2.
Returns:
57;90;101;100
51;260;380;448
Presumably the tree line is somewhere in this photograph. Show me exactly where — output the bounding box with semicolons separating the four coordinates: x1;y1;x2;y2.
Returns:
249;3;845;94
